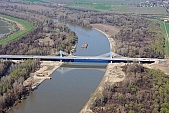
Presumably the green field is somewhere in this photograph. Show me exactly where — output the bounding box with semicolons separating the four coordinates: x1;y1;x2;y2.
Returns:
0;14;34;45
67;2;167;14
22;0;48;3
150;19;169;57
111;5;167;14
67;3;112;10
72;0;143;4
66;1;167;14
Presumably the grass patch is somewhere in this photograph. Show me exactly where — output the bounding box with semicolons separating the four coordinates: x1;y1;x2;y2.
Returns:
0;14;34;45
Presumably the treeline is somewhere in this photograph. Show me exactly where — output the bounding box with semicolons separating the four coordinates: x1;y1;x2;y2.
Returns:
91;64;169;113
114;19;165;58
0;4;77;55
0;61;12;77
0;59;40;112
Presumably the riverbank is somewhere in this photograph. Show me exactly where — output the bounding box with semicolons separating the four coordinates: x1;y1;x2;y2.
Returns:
23;61;63;90
0;16;24;31
91;24;120;52
80;63;125;113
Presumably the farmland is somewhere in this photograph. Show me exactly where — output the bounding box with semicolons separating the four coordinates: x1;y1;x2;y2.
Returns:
66;0;167;14
0;14;34;45
111;5;167;14
18;0;168;14
66;3;112;10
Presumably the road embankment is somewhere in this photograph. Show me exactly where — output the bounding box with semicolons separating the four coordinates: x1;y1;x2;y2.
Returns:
23;61;63;90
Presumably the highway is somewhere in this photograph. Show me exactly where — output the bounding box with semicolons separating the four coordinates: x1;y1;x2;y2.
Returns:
0;55;162;63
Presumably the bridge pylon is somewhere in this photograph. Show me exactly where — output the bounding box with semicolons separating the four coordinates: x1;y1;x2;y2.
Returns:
59;50;63;57
110;52;113;63
59;50;63;62
110;52;113;58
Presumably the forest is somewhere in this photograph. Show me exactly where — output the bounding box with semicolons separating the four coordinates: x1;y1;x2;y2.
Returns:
0;59;40;112
0;4;77;55
91;64;169;113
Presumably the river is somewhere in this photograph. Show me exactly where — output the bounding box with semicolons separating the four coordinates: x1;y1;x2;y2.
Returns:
0;20;12;37
9;22;110;113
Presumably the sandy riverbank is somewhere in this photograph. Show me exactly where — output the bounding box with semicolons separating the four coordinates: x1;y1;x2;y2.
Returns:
80;63;125;113
23;61;63;90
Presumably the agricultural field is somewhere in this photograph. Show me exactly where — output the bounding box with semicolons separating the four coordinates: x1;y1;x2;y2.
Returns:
65;0;167;14
18;0;167;14
20;0;74;3
19;0;145;5
111;5;167;14
66;3;112;10
22;0;49;3
71;0;143;4
0;14;34;45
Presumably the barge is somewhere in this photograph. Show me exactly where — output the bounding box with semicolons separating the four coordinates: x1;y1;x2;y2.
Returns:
81;43;88;49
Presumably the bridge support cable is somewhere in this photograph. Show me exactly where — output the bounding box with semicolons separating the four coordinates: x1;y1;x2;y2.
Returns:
52;51;69;56
97;52;123;58
97;52;110;57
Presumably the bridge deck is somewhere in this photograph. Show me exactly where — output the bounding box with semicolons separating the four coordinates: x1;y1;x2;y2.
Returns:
0;55;160;63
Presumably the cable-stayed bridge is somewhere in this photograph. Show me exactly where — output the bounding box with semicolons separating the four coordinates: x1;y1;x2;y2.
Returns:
0;51;162;63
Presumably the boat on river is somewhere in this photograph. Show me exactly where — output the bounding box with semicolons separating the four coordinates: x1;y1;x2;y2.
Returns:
81;43;88;49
